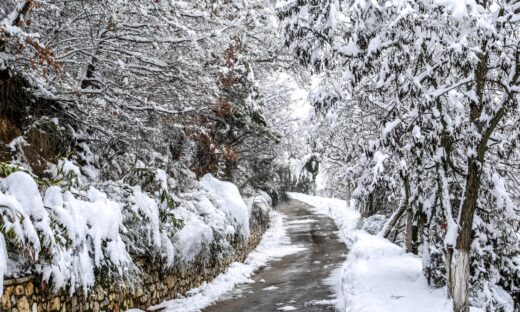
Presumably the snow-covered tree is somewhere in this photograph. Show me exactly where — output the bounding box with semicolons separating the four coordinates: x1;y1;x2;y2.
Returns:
0;0;298;297
280;0;520;310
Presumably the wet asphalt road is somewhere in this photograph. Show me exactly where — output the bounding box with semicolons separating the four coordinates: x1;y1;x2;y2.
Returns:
203;199;347;312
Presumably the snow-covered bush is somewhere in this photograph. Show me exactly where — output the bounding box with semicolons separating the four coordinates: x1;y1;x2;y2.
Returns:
0;171;54;270
0;171;134;294
118;165;182;265
358;214;386;235
43;186;135;294
201;174;251;238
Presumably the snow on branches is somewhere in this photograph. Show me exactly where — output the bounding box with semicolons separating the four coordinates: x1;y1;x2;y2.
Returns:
280;0;520;310
0;0;295;299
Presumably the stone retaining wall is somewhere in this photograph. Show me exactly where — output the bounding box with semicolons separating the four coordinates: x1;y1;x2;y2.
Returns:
1;207;270;312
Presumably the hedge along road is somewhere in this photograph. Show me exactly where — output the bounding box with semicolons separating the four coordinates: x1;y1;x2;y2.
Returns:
203;199;348;312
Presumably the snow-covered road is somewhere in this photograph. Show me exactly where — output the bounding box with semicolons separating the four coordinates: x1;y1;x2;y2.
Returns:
203;198;347;312
149;198;347;312
289;193;453;312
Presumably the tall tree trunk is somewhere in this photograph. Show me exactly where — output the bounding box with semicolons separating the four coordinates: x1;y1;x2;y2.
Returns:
411;204;425;255
448;48;492;312
447;102;508;311
403;175;415;253
448;159;480;312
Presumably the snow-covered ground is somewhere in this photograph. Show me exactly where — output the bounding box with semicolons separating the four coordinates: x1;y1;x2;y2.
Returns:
288;193;453;312
147;211;305;312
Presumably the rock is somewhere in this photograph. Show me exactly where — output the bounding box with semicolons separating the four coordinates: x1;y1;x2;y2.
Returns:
71;296;78;309
166;276;176;289
26;282;34;296
97;289;105;300
2;291;11;309
16;297;30;312
14;285;24;296
49;298;61;311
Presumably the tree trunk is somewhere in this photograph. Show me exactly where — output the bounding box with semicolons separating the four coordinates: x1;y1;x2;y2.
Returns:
447;47;492;312
381;194;406;239
411;205;425;255
362;192;374;218
448;159;481;312
403;176;415;253
449;248;471;312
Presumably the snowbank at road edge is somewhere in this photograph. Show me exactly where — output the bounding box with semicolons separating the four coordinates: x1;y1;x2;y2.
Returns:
288;192;454;312
147;211;305;312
